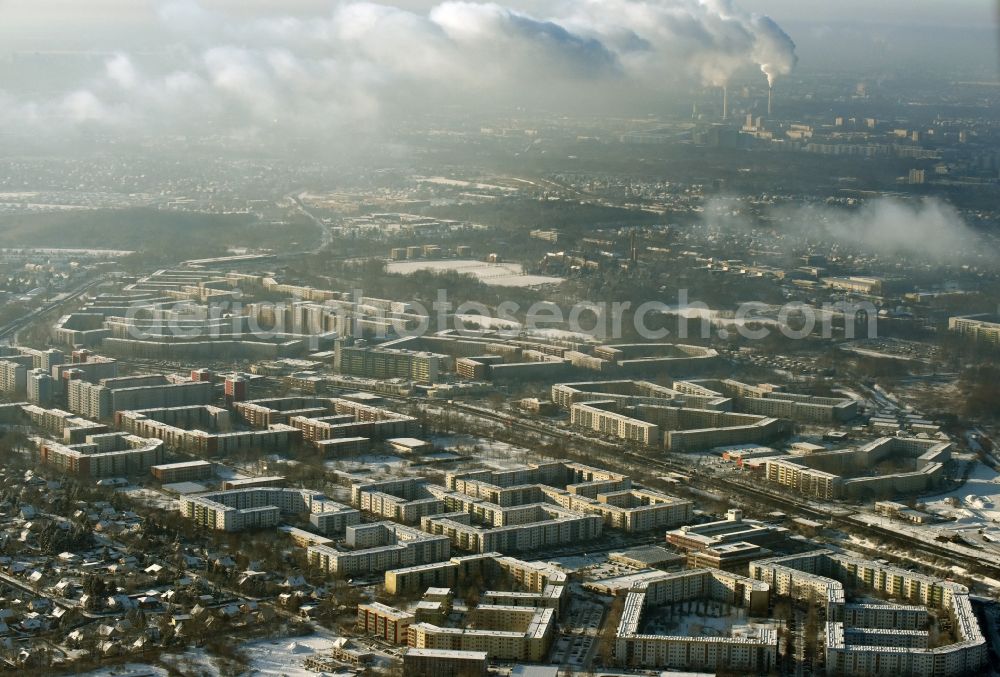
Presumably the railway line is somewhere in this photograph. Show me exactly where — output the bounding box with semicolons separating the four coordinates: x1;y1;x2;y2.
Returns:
0;276;104;342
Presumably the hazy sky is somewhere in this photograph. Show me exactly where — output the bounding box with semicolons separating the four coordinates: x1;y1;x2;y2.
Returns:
0;0;994;32
0;1;994;57
748;0;995;27
0;0;996;151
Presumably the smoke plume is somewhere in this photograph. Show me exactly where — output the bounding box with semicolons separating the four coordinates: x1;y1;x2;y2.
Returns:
751;15;797;87
0;0;797;142
706;197;992;265
805;198;988;263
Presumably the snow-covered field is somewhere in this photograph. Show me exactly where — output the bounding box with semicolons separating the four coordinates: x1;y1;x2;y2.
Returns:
77;634;355;677
662;303;843;331
432;434;541;468
640;603;769;638
387;259;564;287
322;435;543;476
543;552;610;571
923;461;1000;525
326;453;410;474
417;176;516;192
238;635;344;676
454;313;520;331
117;486;177;510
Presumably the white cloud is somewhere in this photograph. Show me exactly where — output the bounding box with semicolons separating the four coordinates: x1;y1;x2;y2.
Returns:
0;0;797;141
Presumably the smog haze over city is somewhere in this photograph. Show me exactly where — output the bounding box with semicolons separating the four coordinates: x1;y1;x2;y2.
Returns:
0;1;999;676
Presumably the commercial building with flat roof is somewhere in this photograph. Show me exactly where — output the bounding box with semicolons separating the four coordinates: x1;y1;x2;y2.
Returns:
221;476;286;490
151;460;215;484
667;510;789;550
687;541;773;572
666;509;788;573
609;545;686;570
592;343;719;374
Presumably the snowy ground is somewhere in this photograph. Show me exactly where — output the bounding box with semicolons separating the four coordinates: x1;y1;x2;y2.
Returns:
922;461;1000;525
416;176;517;192
326;453;409;474
543;552;610;572
640;603;772;638
661;304;840;332
238;634;346;676
454;313;520;331
527;327;600;343
323;436;542;476
431;434;542;468
76;634;357;677
116;486;177;510
419;451;463;462
387;259;564;287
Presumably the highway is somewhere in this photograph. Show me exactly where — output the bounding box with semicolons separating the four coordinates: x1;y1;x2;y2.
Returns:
289;193;334;252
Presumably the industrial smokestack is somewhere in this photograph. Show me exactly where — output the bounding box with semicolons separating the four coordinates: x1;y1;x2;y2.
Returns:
722;86;728;121
767;85;773;117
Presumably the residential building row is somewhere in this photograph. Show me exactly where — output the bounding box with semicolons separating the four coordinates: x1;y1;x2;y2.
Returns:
116;405;299;456
551;379;729;411
761;437;952;500
675;379;858;423
180;488;357;533
948;314;1000;346
569;399;787;450
39;432;165;478
369;553;567;661
420;507;603;554
614;568;775;672
750;550;987;677
68;375;213;421
307;522;451;577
